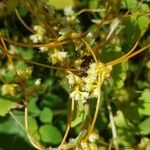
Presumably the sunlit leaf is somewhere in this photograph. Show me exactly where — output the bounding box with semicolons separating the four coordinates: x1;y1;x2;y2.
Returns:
138;117;150;135
0;98;18;116
39;124;62;145
39;107;53;123
28;98;41;117
71;101;85;127
138;89;150;115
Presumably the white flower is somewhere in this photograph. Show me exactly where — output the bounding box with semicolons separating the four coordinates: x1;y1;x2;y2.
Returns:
67;72;81;86
34;25;45;35
91;87;99;98
30;25;45;43
64;6;74;16
66;73;76;85
70;87;89;103
81;142;88;149
35;78;41;86
50;50;68;64
39;47;48;53
80;91;89;102
88;132;99;143
57;52;68;60
70;88;81;101
9;45;17;54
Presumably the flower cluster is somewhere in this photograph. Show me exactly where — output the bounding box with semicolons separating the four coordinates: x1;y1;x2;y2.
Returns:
30;25;46;43
67;62;112;103
17;67;32;79
80;131;99;150
64;6;75;22
1;84;18;96
48;49;68;65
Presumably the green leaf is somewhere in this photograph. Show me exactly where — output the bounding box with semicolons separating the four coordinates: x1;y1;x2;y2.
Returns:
139;89;150;102
28;117;38;134
28;117;40;141
17;48;34;60
138;89;150;115
122;104;141;123
0;98;18;116
17;4;28;17
39;107;53;123
108;63;128;89
138;117;150;135
28;98;41;117
117;128;136;147
89;0;99;9
100;45;128;89
137;15;149;31
113;111;129;128
122;0;137;11
39;124;62;145
16;61;28;70
4;69;16;82
42;94;64;109
71;101;85;127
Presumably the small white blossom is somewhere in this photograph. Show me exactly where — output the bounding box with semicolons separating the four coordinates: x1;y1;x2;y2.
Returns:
7;64;14;70
89;132;99;143
81;91;89;102
67;72;81;86
49;50;68;64
57;52;68;60
81;142;88;149
70;87;89;103
64;6;74;16
30;25;45;43
66;74;76;85
9;45;17;54
70;88;81;101
39;47;48;53
67;61;112;103
91;87;99;98
86;32;95;45
35;78;41;86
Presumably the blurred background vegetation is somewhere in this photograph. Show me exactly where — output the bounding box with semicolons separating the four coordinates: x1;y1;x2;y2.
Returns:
0;0;150;150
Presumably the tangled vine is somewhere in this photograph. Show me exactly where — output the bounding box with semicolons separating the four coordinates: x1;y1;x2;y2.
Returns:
0;0;150;150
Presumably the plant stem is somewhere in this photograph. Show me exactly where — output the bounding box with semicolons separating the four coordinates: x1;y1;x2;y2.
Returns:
107;99;119;150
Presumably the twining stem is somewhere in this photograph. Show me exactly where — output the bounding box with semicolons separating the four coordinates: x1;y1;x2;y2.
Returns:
74;8;105;17
106;44;150;66
0;35;69;48
25;106;44;150
23;0;57;37
0;38;44;150
9;111;27;132
59;99;75;150
82;39;103;142
106;22;149;66
15;9;34;33
13;55;78;72
107;99;119;150
83;72;104;142
9;111;43;150
82;39;98;64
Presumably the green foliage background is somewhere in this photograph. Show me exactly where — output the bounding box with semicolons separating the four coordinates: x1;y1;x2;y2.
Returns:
0;0;150;150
